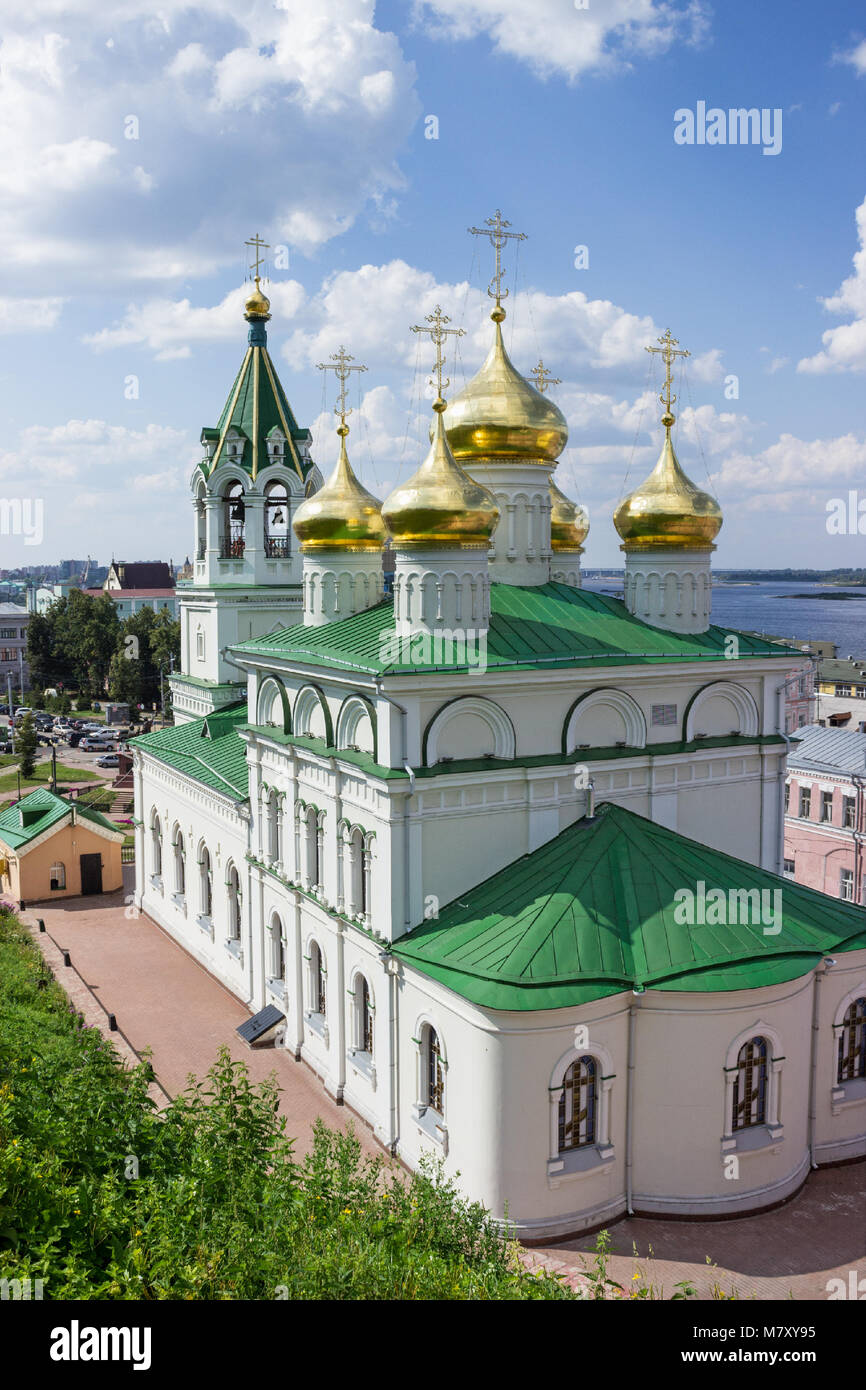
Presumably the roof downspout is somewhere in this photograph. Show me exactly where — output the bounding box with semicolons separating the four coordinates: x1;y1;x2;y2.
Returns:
625;985;644;1215
808;957;835;1169
775;676;797;875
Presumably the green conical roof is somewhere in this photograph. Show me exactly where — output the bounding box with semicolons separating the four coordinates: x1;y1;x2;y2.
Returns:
393;802;865;1011
203;311;313;484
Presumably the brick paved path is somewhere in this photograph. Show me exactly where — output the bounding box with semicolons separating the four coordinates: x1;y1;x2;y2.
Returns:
23;877;865;1300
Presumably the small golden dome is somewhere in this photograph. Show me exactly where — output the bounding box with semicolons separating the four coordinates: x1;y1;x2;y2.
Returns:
444;313;568;464
382;406;500;548
549;480;589;552
292;432;385;551
613;422;722;551
244;277;271;320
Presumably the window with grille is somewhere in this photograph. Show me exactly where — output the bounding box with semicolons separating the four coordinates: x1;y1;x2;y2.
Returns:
558;1057;597;1152
311;942;326;1016
836;684;852;697
799;787;811;818
651;704;677;727
358;977;373;1055
840;869;854;902
732;1037;768;1131
837;998;866;1084
425;1027;444;1114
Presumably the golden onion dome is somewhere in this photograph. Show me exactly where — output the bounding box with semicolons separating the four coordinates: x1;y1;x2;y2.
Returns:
292;431;385;551
444;311;568;464
382;404;500;548
549;480;589;552
613;417;723;550
244;277;271;321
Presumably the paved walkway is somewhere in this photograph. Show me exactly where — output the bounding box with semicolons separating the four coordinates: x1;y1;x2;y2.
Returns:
24;879;865;1299
24;872;383;1163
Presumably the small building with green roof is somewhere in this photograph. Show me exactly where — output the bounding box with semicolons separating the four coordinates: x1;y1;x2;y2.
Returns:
0;787;125;904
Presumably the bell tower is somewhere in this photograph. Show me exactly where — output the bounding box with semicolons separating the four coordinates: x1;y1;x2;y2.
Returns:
170;235;323;724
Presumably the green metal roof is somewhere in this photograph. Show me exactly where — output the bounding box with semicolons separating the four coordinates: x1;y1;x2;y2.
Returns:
393;802;866;1012
232;582;798;676
0;787;122;851
130;704;250;801
206;331;313;482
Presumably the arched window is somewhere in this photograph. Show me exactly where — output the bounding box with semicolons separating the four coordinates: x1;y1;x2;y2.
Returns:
49;862;66;891
837;999;866;1084
305;807;321;890
150;812;162;879
222;482;245;558
264;481;289;558
267;788;280;863
269;915;285;987
732;1037;768;1131
194;491;206;560
423;1025;444;1114
310;940;326;1016
558;1057;596;1151
199;846;212;919
172;827;185;896
227;864;241;940
356;976;373;1055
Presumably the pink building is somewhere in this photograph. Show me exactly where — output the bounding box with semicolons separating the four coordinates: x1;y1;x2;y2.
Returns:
784;725;866;908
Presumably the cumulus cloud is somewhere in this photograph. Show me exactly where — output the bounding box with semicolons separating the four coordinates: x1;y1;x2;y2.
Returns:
83;281;306;358
798;195;866;373
0;297;65;332
413;0;711;82
0;1;421;293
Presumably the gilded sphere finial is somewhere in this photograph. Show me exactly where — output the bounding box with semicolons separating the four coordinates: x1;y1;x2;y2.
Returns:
337;423;350;437
432;396;447;413
661;411;675;429
490;306;506;323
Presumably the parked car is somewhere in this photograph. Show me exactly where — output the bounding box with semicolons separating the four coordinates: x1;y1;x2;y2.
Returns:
0;739;14;754
80;737;109;751
67;732;82;748
14;707;32;717
0;704;9;715
96;754;120;768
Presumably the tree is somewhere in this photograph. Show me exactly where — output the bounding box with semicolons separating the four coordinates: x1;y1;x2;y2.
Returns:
25;613;55;690
17;713;38;779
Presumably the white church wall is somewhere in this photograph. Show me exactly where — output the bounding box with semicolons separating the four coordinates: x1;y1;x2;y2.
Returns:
815;953;866;1165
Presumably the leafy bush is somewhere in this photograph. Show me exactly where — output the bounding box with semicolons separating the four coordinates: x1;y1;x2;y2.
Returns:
0;913;572;1301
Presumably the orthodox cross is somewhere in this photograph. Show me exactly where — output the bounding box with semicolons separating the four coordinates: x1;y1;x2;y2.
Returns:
317;347;367;435
467;209;527;313
411;305;465;407
530;359;561;395
245;233;270;284
646;329;690;418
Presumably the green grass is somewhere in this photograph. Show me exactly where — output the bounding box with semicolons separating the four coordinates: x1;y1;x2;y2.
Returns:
0;761;100;793
0;910;574;1301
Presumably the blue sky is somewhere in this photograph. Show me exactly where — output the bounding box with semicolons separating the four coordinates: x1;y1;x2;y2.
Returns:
1;0;865;569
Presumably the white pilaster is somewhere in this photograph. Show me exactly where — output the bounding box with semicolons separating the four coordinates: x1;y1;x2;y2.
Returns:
623;549;713;634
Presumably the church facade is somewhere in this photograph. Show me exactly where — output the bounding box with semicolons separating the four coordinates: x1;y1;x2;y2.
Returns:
132;259;865;1239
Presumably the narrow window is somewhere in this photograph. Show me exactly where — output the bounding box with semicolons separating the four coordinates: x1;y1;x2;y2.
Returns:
425;1026;444;1114
358;977;373;1054
837;998;866;1083
173;830;185;896
310;941;326;1016
227;865;241;940
200;847;212;918
799;787;811;819
840;869;854;902
820;790;834;824
558;1057;597;1151
151;813;162;877
843;796;856;830
732;1037;768;1131
49;862;66;891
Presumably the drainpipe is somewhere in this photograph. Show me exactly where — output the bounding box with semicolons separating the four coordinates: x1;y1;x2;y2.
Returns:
625;985;644;1215
808;957;835;1169
380;951;400;1154
374;677;415;931
775;674;800;875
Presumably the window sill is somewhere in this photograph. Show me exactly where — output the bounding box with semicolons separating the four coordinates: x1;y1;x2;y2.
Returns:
267;978;286;1001
150;874;163;892
171;893;186;913
832;1077;866;1114
721;1123;783;1156
197;914;213;937
224;937;243;963
304;1010;329;1046
412;1103;447;1151
348;1048;376;1089
547;1144;615;1188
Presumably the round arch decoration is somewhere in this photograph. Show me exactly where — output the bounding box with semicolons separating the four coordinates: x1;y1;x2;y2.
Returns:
562;687;646;755
422;696;516;767
683;681;760;742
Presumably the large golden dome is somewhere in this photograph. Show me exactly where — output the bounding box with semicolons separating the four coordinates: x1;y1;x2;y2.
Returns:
614;420;722;551
444;311;568;464
383;405;500;548
292;431;385;551
549;481;589;551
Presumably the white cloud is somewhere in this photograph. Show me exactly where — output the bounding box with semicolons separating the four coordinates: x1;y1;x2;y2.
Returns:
413;0;710;82
83;281;306;358
0;2;421;292
0;297;65;332
836;38;866;75
798;195;866;373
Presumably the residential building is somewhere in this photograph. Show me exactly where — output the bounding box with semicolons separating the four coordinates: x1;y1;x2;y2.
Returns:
784;724;866;908
815;657;866;733
0;602;30;693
